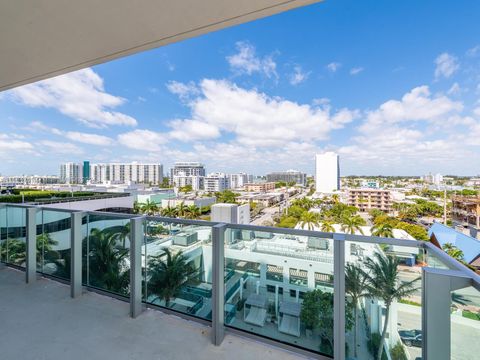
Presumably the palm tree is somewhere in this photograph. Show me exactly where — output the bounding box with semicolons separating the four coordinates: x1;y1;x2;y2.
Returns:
320;220;335;233
133;201;141;214
345;263;369;358
185;205;201;220
364;252;419;360
37;232;59;265
176;202;188;218
341;215;366;235
298;211;320;231
140;200;159;215
371;223;394;238
331;194;340;204
443;243;464;261
147;248;199;307
86;228;130;295
161;206;178;218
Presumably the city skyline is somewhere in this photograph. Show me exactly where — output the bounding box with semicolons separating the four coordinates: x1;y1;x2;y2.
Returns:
1;1;480;176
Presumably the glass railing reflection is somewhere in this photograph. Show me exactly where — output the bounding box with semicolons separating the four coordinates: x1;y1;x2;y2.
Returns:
224;226;335;356
144;219;213;320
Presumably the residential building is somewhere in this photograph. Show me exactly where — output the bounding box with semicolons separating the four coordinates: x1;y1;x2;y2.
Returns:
204;173;230;192
0;175;59;186
244;182;276;192
161;196;215;209
360;180;379;189
211;203;250;224
170;162;206;179
315;152;340;193
266;170;307;186
172;175;204;191
90;162;163;185
60;162;83;184
451;195;480;238
228;173;249;189
423;173;443;186
346;188;393;213
82;160;90;184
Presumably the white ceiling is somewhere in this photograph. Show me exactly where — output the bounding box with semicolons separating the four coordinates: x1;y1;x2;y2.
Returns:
0;0;319;92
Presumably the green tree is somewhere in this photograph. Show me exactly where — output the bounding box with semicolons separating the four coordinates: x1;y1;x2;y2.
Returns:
140;200;159;215
341;215;366;235
160;177;171;188
161;206;178;218
300;289;353;356
147;248;199;306
276;216;298;228
443;242;464;261
86;228;130;295
298;211;320;231
215;190;239;204
345;263;369;358
364;252;419;360
371;223;394;238
185;205;201;220
390;341;408;360
176;202;188;217
320;220;335;233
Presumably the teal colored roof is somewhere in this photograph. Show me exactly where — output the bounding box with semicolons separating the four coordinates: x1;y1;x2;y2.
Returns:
429;222;480;264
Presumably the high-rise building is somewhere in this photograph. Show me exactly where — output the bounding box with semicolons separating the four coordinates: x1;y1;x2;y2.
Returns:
172;175;204;191
89;162;163;184
228;173;249;189
170;162;206;180
59;162;83;184
204;173;230;192
83;161;90;184
266;170;307;186
315;152;340;193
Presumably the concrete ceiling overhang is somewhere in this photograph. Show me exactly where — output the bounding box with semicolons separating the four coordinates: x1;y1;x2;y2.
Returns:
0;0;320;92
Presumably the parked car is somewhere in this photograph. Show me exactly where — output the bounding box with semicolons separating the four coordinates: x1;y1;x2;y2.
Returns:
399;329;422;347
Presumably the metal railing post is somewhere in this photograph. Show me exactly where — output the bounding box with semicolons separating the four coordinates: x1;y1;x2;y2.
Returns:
0;204;5;267
422;267;471;360
26;206;37;283
130;217;144;318
333;233;346;360
212;223;226;346
71;211;84;298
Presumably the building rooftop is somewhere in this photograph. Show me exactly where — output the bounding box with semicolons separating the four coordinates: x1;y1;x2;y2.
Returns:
0;267;305;360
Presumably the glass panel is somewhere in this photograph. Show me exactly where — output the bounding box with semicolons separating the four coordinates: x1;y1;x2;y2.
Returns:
37;210;72;281
4;206;26;267
345;241;423;360
83;213;131;296
224;227;334;357
0;206;6;263
451;285;480;360
144;219;212;320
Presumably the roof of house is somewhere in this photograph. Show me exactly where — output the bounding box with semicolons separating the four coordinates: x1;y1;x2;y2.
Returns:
429;222;480;264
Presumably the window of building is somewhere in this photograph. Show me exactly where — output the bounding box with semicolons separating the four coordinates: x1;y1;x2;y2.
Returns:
266;264;283;282
289;268;308;287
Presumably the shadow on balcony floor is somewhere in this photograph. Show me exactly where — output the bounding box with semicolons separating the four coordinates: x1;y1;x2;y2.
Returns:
0;267;308;360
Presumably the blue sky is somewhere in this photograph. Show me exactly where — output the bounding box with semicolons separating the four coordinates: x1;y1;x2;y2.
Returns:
1;0;480;176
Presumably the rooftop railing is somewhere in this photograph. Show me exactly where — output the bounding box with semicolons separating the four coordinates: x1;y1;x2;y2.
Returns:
1;203;479;360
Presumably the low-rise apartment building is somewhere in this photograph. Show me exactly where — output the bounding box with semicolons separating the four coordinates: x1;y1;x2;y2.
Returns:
244;182;276;192
346;188;392;212
451;195;480;238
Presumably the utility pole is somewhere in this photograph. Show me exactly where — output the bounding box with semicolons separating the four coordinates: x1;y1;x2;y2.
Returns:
444;186;447;225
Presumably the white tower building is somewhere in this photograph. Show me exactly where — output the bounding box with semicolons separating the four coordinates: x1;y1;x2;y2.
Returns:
315;152;340;193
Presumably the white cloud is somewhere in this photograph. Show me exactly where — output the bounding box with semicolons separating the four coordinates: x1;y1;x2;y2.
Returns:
27;121;114;146
166;81;199;102
350;67;364;75
167;79;359;146
326;62;341;73
168;119;221;141
338;85;469;171
466;45;480;57
227;42;278;79
447;82;462;95
38;140;83;155
289;66;310;85
434;53;459;80
8;68;137;128
0;134;34;154
117;129;168;151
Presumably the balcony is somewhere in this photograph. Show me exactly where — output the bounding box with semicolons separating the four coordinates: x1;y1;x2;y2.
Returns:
1;203;480;360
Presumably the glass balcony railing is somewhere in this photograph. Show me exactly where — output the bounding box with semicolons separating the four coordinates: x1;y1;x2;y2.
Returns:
1;203;479;360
